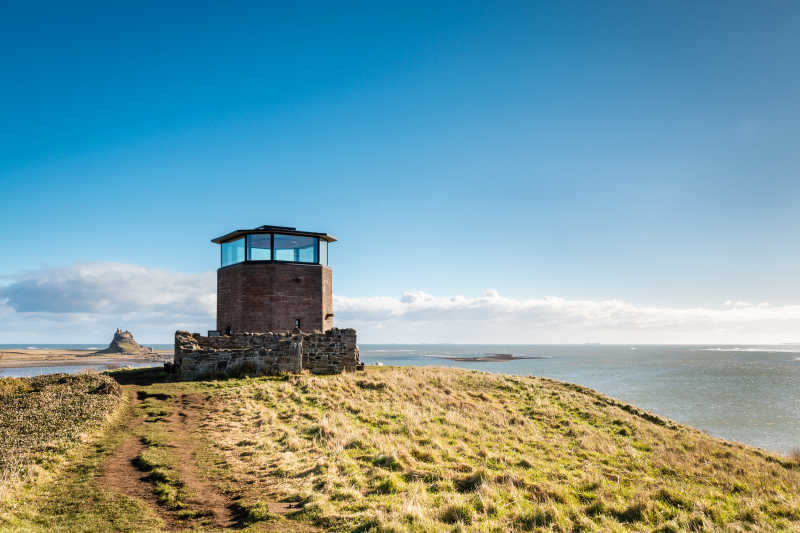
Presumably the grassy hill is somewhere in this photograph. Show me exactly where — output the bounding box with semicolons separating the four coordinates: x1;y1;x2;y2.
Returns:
1;366;799;532
0;374;123;500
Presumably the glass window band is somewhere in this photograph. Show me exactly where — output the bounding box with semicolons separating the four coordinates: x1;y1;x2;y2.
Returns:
221;234;326;267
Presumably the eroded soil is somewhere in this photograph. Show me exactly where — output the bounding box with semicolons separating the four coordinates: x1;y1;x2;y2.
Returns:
98;390;239;530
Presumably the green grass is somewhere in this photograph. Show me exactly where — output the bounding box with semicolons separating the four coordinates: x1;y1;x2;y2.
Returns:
2;366;800;532
197;367;800;531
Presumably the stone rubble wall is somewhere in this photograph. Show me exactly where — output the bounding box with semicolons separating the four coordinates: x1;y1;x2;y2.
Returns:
173;328;360;379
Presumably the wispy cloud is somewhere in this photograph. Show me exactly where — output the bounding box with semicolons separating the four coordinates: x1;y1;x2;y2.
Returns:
2;262;800;344
0;262;215;343
334;291;800;343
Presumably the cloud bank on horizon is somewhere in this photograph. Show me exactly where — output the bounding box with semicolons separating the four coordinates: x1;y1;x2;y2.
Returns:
1;262;799;344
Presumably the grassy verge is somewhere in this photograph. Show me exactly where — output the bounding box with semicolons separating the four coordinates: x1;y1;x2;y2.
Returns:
0;377;163;532
0;374;123;498
2;366;800;532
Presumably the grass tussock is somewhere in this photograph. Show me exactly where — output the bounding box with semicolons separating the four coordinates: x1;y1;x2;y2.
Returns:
0;373;123;498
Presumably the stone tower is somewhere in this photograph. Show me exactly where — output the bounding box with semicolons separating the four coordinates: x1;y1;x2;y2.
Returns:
212;225;335;334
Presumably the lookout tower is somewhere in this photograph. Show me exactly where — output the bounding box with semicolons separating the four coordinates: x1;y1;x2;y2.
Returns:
211;225;336;334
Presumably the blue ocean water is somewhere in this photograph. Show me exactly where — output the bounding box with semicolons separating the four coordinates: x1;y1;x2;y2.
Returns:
359;344;800;454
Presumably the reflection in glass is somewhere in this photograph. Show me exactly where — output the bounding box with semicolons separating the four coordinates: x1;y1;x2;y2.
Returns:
221;238;245;266
247;234;271;260
274;234;318;263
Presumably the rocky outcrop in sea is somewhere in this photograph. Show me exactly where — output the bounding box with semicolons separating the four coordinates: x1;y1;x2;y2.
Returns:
93;329;154;355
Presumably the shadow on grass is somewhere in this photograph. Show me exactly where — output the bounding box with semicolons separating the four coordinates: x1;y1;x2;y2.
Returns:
107;366;176;386
108;365;297;387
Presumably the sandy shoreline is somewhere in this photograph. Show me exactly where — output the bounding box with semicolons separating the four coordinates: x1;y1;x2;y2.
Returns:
0;349;172;369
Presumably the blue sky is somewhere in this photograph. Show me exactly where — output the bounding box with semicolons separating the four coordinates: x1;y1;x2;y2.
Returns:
1;2;800;343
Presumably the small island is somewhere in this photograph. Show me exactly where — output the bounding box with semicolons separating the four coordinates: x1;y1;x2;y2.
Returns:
90;328;155;356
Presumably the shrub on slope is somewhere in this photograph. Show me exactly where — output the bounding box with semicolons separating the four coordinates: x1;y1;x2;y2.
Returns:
0;373;123;495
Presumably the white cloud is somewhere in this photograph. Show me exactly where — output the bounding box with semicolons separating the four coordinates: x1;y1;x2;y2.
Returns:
2;262;800;344
334;291;800;344
0;262;215;343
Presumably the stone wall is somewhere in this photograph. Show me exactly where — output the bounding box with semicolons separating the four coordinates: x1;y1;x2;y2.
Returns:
173;328;360;379
217;262;333;334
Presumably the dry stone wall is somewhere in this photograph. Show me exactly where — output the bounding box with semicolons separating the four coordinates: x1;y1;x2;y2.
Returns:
174;328;360;379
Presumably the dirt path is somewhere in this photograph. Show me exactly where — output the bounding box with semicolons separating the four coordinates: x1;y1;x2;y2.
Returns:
98;391;181;528
167;393;238;528
99;435;153;506
97;389;240;531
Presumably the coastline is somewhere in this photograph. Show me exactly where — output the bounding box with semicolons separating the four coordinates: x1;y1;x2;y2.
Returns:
5;344;800;454
0;348;172;369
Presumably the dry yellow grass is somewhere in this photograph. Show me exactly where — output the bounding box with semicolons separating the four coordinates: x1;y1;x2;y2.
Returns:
197;366;800;531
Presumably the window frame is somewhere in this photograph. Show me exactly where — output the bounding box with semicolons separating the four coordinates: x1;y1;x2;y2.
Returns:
220;237;246;267
272;233;319;264
220;233;326;267
246;233;273;261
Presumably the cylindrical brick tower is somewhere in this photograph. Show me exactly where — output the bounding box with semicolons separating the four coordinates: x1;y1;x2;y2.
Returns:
211;225;336;334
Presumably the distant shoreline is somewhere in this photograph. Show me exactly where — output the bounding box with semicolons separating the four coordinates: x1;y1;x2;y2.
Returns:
0;348;172;369
430;353;549;362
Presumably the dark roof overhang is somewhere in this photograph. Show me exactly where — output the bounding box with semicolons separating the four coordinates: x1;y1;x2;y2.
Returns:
212;226;337;244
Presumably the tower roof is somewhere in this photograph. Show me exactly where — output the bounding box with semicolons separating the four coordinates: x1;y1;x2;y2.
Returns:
211;225;337;244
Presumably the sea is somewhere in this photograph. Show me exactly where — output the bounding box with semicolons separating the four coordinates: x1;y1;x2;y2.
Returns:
359;344;800;454
2;343;798;454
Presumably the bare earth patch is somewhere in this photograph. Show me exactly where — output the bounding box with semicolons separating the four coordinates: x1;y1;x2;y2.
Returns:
97;391;239;530
99;436;154;510
165;394;238;528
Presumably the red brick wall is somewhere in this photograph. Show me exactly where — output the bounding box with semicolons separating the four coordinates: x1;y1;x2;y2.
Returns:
217;263;332;333
322;266;334;331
